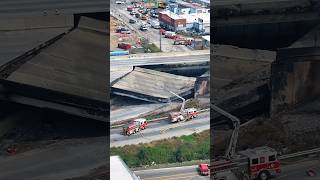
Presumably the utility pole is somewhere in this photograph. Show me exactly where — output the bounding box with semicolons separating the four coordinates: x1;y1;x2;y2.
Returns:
159;29;162;51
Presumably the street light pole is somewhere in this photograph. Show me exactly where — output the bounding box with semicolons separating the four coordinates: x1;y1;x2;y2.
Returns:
159;29;162;51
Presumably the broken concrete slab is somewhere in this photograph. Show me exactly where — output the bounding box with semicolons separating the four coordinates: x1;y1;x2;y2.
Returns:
289;24;320;48
111;67;197;103
212;44;276;90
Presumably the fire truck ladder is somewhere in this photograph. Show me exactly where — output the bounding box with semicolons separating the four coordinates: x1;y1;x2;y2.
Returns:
212;104;240;159
168;90;185;113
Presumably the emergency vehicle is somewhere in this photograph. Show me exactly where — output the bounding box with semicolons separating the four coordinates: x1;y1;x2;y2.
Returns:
211;105;281;180
198;164;209;176
173;37;193;45
123;118;148;136
168;91;198;123
169;108;198;123
164;31;177;39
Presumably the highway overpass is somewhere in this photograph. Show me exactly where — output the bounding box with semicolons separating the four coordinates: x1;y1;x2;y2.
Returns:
111;50;210;67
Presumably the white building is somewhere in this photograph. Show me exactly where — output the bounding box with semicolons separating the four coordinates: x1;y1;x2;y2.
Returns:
110;156;140;180
159;9;210;33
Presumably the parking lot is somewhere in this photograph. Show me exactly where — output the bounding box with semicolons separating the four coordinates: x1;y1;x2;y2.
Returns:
111;0;195;53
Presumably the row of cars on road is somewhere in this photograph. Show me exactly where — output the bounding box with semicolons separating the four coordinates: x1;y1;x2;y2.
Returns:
127;3;161;31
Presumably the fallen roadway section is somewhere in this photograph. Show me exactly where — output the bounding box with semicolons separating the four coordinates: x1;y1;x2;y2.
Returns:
110;112;209;147
112;67;197;103
0;17;108;121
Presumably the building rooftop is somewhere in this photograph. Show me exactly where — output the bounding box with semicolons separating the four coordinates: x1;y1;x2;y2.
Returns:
110;156;140;180
202;35;210;42
160;10;210;23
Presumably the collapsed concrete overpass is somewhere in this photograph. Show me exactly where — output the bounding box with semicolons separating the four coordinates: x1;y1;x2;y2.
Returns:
0;16;108;121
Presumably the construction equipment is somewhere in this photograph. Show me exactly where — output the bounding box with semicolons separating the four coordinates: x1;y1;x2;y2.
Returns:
123;118;148;136
168;91;198;123
211;105;281;180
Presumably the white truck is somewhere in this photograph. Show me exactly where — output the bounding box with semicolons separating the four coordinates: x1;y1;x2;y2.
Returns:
150;20;160;29
116;1;125;4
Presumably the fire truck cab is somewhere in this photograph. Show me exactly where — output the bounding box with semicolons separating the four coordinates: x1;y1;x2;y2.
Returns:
123;118;148;136
186;108;198;118
169;112;184;123
169;108;198;123
239;146;280;180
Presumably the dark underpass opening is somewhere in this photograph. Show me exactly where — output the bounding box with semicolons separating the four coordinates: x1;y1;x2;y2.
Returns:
214;20;320;50
0;101;107;156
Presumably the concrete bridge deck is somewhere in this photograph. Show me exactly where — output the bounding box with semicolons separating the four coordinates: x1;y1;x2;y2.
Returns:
0;16;108;121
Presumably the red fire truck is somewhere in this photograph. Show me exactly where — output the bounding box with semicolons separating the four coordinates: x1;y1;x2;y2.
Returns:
167;91;198;123
213;147;280;180
123;118;148;136
173;37;193;45
169;108;198;123
211;105;281;180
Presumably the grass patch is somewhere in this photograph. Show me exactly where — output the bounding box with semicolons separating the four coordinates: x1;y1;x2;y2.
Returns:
142;43;161;53
111;130;210;168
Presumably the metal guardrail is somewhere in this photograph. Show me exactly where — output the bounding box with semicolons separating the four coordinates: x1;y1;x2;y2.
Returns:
212;147;320;173
279;147;320;160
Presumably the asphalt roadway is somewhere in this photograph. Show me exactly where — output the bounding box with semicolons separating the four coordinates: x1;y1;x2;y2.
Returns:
110;112;210;147
134;159;320;180
0;137;107;180
135;165;209;180
277;159;320;180
110;53;210;67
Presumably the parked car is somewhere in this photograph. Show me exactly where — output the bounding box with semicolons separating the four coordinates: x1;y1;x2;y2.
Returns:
164;31;177;39
129;19;136;24
151;13;159;18
139;25;148;31
118;43;132;50
141;15;147;20
116;27;131;34
135;13;141;18
160;28;166;35
130;11;137;15
150;20;160;29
